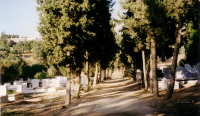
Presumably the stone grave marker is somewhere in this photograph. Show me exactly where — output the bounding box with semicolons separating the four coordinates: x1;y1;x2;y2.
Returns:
0;85;7;96
42;79;49;88
176;70;184;79
13;81;20;85
32;79;39;88
51;79;60;87
184;64;192;72
20;78;23;81
163;68;170;79
4;83;11;86
7;85;23;93
161;78;170;90
174;81;180;89
60;77;67;84
22;83;27;92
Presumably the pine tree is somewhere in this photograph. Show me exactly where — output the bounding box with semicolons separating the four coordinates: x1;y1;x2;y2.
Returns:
37;0;94;105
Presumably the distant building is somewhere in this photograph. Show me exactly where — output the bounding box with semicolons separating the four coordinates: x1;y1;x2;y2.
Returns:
7;38;38;46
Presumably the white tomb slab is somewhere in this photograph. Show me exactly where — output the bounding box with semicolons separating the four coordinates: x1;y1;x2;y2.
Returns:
22;83;27;92
4;83;11;86
184;64;191;70
32;79;39;88
161;78;170;90
174;81;180;89
42;79;49;88
60;77;67;84
13;81;20;85
0;85;7;96
7;85;23;93
176;71;184;79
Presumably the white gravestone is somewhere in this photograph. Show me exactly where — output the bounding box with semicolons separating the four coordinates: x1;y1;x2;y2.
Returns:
42;79;49;88
22;83;27;93
20;78;23;81
163;68;170;79
161;78;170;90
32;79;39;88
174;81;180;89
184;64;191;70
60;77;67;84
13;81;20;85
49;79;54;88
49;79;59;88
176;70;184;79
7;85;23;93
81;75;87;88
0;85;7;96
4;83;11;86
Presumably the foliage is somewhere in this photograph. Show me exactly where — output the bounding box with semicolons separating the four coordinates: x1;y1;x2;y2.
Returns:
40;97;49;103
184;21;198;66
1;108;13;115
34;72;47;79
32;41;45;61
58;66;68;76
47;66;57;76
179;59;186;67
1;32;19;39
7;90;14;95
22;63;47;79
0;39;10;52
0;54;26;84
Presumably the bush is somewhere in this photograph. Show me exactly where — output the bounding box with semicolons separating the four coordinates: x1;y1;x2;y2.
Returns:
7;90;14;95
34;72;47;79
179;59;186;67
1;108;13;115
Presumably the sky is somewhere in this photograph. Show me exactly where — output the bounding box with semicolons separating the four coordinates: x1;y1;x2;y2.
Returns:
0;0;122;39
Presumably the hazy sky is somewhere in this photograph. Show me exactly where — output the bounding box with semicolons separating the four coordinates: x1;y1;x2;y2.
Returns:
0;0;122;38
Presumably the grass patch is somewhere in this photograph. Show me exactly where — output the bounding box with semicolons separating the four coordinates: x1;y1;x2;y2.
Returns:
40;97;49;103
52;96;64;102
44;103;55;108
1;108;13;115
7;90;14;95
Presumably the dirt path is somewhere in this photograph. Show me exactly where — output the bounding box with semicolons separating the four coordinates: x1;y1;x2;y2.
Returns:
57;72;160;116
1;71;200;116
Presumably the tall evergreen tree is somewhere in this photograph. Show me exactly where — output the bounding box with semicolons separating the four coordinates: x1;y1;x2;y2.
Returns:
37;0;94;105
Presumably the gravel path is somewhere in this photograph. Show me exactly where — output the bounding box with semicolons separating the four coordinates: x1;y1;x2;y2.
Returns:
56;73;158;116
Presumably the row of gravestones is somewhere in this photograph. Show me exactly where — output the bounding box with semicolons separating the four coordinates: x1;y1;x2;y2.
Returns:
1;75;88;94
162;64;199;80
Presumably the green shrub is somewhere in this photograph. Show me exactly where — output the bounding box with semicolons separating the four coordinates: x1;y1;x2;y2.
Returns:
34;72;46;79
7;90;14;95
123;73;129;78
1;108;13;114
179;59;186;67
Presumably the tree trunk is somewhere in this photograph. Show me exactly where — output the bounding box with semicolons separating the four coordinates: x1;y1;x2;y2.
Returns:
151;38;158;97
164;28;182;101
141;68;144;86
99;67;102;82
74;68;81;98
93;62;98;87
107;69;109;77
85;50;89;91
71;70;75;80
147;59;150;91
104;69;106;80
133;58;137;82
65;51;71;105
142;50;148;91
150;49;153;93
